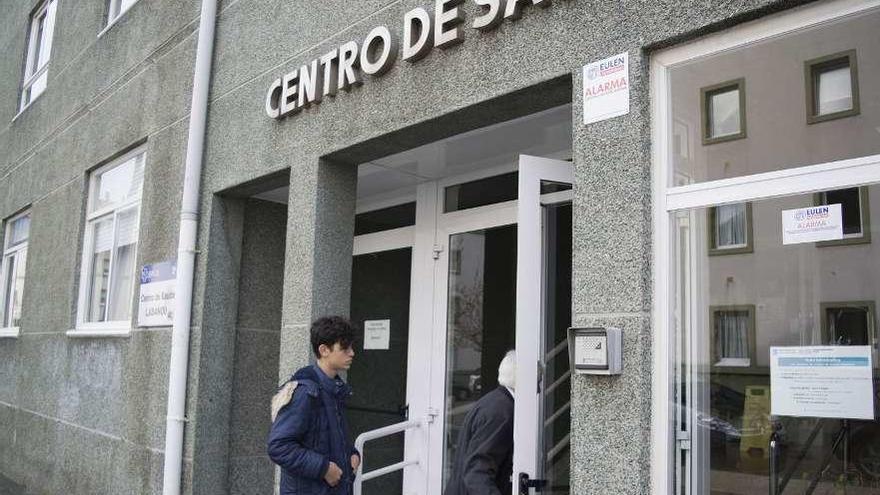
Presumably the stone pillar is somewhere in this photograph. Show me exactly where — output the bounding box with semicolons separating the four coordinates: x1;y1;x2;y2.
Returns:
278;157;358;379
570;50;653;494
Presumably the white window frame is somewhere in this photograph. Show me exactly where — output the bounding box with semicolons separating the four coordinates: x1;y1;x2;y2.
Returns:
71;147;146;337
19;0;58;112
0;210;31;338
103;0;140;33
651;1;880;493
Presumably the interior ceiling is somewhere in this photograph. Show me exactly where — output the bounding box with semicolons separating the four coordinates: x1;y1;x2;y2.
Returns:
254;103;572;205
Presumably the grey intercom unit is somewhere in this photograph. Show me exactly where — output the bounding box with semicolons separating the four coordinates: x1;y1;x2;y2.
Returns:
567;327;622;375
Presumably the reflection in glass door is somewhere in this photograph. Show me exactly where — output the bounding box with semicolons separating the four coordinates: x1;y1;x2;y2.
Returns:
674;185;880;494
541;203;572;494
442;225;518;490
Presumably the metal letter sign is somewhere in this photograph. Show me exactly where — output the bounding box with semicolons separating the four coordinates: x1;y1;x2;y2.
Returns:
265;0;558;120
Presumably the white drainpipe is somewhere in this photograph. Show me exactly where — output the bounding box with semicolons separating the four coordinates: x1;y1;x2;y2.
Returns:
162;0;217;493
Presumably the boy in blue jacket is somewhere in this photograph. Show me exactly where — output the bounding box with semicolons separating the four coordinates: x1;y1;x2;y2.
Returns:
268;316;361;495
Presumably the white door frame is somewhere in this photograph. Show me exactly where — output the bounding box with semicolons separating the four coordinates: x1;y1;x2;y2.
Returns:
513;155;575;493
355;157;574;495
651;1;880;493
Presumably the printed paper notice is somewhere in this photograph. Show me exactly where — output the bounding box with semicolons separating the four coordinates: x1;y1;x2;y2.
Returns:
583;52;629;125
138;261;176;327
363;319;391;350
782;204;843;245
770;346;875;420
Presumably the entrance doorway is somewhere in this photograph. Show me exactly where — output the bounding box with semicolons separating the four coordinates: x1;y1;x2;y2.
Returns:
345;106;574;495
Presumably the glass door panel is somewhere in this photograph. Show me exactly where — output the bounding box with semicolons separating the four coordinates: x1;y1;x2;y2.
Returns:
441;225;518;490
515;155;573;494
674;184;880;494
541;202;573;494
349;247;412;495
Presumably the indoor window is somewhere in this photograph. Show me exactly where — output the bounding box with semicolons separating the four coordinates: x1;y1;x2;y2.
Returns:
821;302;875;349
20;0;58;110
708;203;753;255
107;0;138;25
76;149;145;332
815;187;870;246
710;305;755;368
805;50;860;124
0;211;30;333
700;79;746;145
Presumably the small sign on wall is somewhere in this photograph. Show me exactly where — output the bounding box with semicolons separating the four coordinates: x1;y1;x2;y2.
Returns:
781;204;843;245
363;319;391;350
138;261;176;327
583;52;630;125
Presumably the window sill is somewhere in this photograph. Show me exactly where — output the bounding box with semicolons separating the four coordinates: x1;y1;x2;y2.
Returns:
66;327;131;338
0;327;21;338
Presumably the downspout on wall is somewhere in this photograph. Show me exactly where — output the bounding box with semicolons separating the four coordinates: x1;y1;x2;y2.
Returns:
162;0;217;493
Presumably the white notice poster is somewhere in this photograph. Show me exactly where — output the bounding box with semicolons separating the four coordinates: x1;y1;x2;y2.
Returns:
583;52;630;125
770;346;875;420
138;261;176;327
781;204;843;245
363;319;391;350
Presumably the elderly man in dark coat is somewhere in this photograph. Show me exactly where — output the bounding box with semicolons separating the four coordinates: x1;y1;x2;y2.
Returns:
444;350;516;495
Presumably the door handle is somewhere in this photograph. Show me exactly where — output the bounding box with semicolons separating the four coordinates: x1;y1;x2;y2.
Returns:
519;473;547;494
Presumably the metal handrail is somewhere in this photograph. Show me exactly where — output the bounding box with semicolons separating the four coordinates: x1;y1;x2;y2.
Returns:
353;419;423;495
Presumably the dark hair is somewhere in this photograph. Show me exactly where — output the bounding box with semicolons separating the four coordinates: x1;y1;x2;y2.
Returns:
310;316;356;357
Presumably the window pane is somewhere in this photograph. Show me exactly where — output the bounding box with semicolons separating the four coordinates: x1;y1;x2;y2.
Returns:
444;172;518;213
26;72;48;104
6;215;30;249
669;9;880;184
354;202;416;236
86;217;114;322
36;4;55;70
822;188;862;236
31;14;46;73
826;306;870;346
817;65;852;115
715;204;747;248
107;209;138;321
673;186;880;494
714;310;750;366
1;256;15;327
92;153;145;212
10;250;26;327
709;89;740;138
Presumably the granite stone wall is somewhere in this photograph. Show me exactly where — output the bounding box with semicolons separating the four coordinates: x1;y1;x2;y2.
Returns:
0;0;199;493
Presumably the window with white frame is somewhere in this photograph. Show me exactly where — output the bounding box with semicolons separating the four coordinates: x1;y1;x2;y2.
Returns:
76;149;145;332
107;0;139;26
20;0;58;110
0;211;31;331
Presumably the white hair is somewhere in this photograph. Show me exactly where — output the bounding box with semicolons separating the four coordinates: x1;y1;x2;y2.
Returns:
497;350;516;390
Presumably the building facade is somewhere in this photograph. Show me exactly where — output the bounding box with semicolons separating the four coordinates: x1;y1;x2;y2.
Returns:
0;0;878;494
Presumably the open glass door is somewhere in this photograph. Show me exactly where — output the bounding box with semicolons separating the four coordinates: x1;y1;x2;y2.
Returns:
514;155;574;494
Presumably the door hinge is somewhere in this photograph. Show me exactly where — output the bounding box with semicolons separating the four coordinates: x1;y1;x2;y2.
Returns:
426;407;440;424
536;360;545;394
676;431;691;451
432;244;444;260
519;473;547;494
